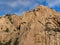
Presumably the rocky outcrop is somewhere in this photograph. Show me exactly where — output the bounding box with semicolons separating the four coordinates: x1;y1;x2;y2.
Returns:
0;5;60;45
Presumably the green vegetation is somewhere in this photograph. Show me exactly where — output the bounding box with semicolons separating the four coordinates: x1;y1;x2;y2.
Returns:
8;16;13;24
5;28;9;32
16;25;21;30
4;14;11;18
45;21;60;32
5;14;13;24
0;40;11;45
8;17;13;23
14;38;19;45
5;14;11;16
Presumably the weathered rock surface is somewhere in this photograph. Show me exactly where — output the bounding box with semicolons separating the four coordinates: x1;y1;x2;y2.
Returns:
0;5;60;45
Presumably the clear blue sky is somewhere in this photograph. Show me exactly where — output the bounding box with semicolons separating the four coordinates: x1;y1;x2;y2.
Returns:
0;0;60;16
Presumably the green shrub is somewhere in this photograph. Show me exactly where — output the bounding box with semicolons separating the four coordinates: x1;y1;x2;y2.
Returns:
14;38;19;45
0;39;11;45
5;28;9;32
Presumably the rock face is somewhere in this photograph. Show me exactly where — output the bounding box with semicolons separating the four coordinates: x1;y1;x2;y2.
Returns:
0;5;60;45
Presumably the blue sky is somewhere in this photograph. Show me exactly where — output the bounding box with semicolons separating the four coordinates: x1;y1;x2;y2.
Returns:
0;0;60;16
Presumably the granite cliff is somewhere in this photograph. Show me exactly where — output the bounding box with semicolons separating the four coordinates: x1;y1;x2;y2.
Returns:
0;5;60;45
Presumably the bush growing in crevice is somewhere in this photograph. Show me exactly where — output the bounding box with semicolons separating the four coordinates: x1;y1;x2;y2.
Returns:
6;14;11;16
7;15;13;24
53;27;60;32
0;39;11;45
16;25;21;30
4;40;11;45
8;17;13;24
14;38;19;45
21;22;26;24
4;14;11;18
33;9;37;16
5;28;9;32
45;21;60;32
45;22;52;31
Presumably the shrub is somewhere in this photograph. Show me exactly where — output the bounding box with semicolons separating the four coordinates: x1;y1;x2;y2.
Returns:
5;28;9;32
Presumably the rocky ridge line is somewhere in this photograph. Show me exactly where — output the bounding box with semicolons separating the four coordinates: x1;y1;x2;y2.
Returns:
0;5;60;45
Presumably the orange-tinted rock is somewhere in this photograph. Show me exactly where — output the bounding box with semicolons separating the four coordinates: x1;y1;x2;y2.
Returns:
0;5;60;45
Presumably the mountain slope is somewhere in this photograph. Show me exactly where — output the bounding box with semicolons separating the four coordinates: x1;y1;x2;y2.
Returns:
0;5;60;45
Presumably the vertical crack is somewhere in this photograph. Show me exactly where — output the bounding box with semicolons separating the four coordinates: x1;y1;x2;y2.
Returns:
54;31;57;45
48;31;50;45
45;31;47;45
